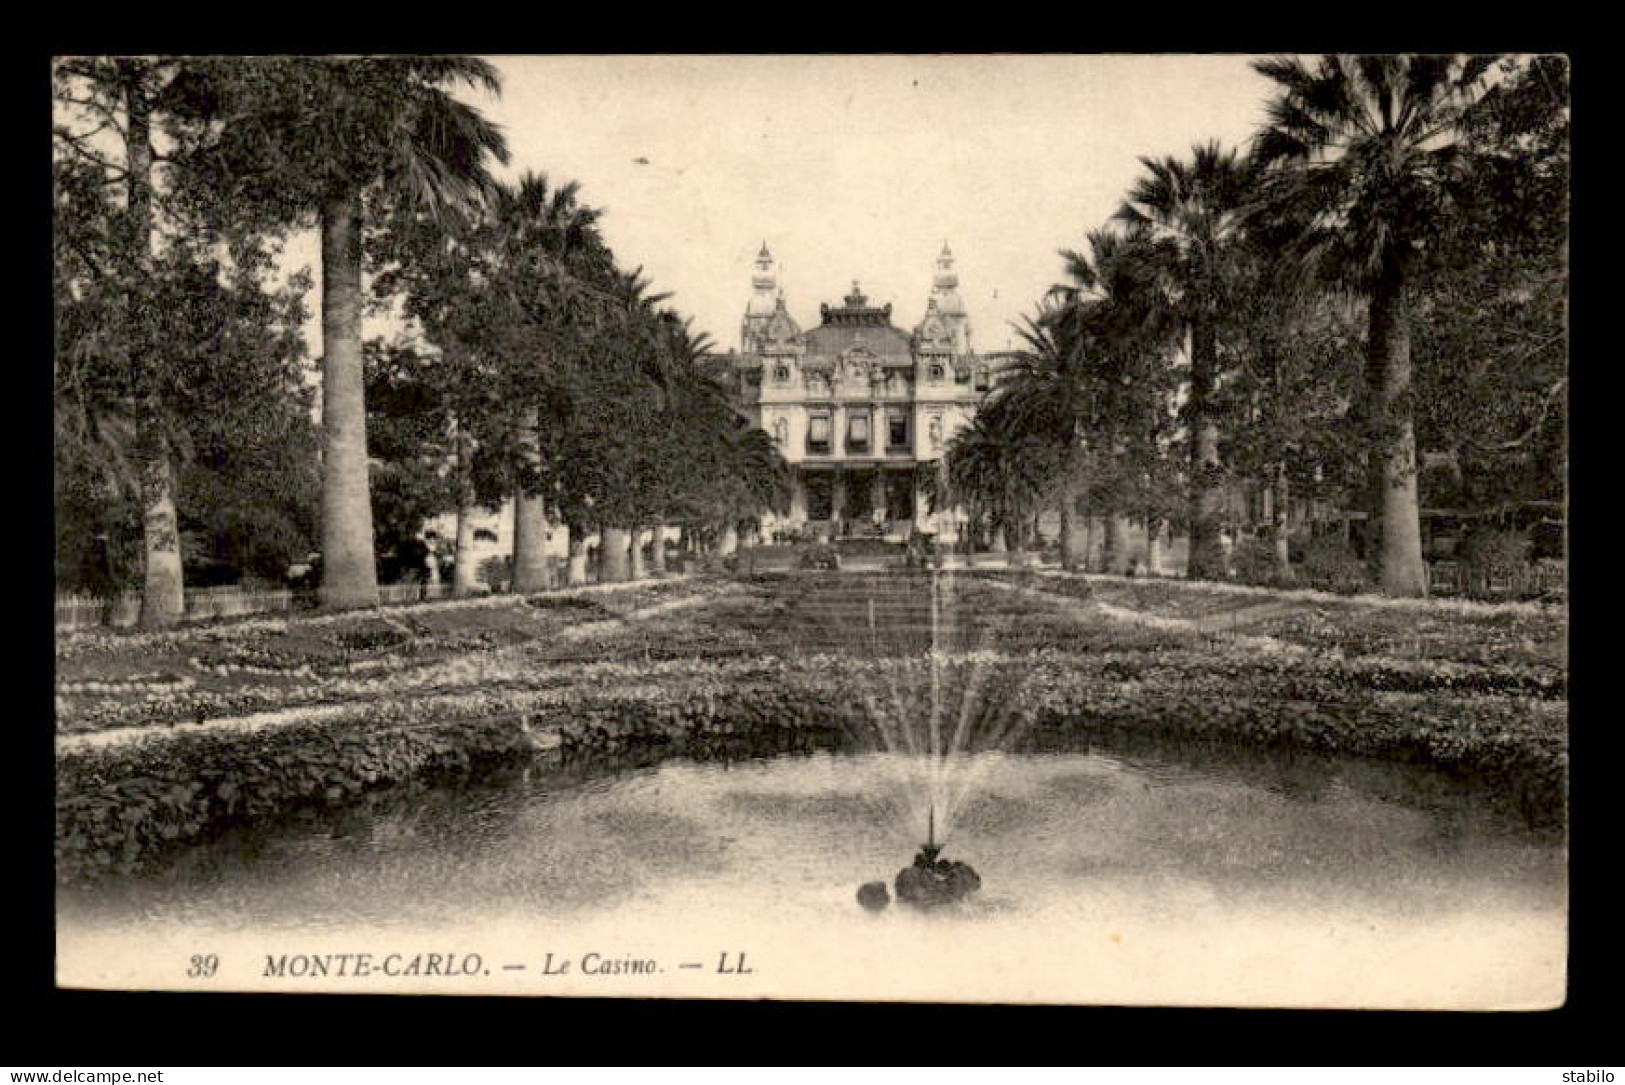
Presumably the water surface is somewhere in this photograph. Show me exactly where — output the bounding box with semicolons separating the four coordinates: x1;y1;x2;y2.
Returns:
57;741;1565;1007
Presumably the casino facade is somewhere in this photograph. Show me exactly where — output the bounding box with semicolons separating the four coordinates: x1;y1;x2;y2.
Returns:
709;243;1018;542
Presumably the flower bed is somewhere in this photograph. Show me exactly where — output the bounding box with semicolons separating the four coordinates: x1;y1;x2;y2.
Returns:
982;568;1566;671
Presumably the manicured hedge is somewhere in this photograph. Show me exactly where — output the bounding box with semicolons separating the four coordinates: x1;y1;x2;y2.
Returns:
57;712;537;881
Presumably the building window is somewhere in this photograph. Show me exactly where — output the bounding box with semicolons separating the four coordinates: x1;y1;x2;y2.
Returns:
774;364;790;382
772;418;788;447
929;415;943;449
974;369;990;392
954;367;971;385
847;413;869;452
807;413;832;455
887;411;909;451
929;363;945;381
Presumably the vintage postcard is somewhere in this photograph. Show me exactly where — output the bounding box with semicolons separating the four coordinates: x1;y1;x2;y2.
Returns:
52;53;1568;1006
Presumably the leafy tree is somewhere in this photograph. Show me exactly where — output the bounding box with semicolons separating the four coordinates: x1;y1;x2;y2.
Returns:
1410;56;1568;517
54;56;198;624
55;66;315;606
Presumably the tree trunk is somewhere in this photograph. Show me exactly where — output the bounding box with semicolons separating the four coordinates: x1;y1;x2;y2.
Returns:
121;64;184;629
1369;265;1428;598
1104;515;1133;575
138;447;185;628
452;504;480;597
511;409;552;593
451;422;481;597
566;529;588;586
1004;518;1024;567
718;522;740;557
629;527;647;580
601;526;631;583
1272;461;1294;584
511;491;551;593
1186;320;1226;580
650;523;667;575
1145;516;1165;577
317;187;379;610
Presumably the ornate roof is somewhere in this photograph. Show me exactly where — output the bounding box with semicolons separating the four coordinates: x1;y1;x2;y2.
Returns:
804;282;912;362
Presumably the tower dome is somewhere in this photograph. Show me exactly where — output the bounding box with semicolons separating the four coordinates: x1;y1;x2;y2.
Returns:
924;243;972;353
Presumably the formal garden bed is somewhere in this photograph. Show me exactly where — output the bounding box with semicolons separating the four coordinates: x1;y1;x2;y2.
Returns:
984;568;1567;670
55;570;1568;881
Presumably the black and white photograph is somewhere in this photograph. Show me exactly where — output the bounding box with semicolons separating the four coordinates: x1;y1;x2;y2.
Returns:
51;53;1569;1008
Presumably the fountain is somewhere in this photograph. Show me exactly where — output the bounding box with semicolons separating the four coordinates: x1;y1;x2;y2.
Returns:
891;804;980;906
828;572;1015;909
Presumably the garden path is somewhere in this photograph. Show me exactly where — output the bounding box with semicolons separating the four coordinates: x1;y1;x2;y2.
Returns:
984;576;1304;656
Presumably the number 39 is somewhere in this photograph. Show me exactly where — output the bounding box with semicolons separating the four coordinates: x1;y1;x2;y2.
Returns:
187;954;219;978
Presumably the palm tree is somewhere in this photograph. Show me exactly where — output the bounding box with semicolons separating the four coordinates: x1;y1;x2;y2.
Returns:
1021;229;1179;572
186;56;509;609
1114;141;1255;581
943;406;1059;567
491;173;610;592
1251;54;1501;597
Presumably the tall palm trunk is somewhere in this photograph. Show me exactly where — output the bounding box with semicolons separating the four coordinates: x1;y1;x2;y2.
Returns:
1368;266;1427;597
629;527;647;580
511;491;551;593
1144;515;1165;576
1186;320;1226;580
1059;491;1086;571
600;526;631;582
122;64;184;629
452;505;479;597
511;409;552;592
318;187;380;610
1271;461;1294;583
565;528;588;586
1012;516;1031;567
649;521;667;575
450;421;481;597
1104;515;1133;575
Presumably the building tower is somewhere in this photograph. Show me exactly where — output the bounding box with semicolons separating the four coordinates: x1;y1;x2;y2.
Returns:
928;242;973;355
741;242;780;351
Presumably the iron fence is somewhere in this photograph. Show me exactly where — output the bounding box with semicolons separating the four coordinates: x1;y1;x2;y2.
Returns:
1425;560;1566;600
56;585;298;631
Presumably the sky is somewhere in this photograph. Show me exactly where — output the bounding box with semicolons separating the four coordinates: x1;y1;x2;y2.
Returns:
289;55;1283;355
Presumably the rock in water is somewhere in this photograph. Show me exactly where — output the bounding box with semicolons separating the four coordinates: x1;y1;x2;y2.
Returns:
856;881;891;910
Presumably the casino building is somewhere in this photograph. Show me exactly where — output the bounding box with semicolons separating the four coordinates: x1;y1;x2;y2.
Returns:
710;243;1018;541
